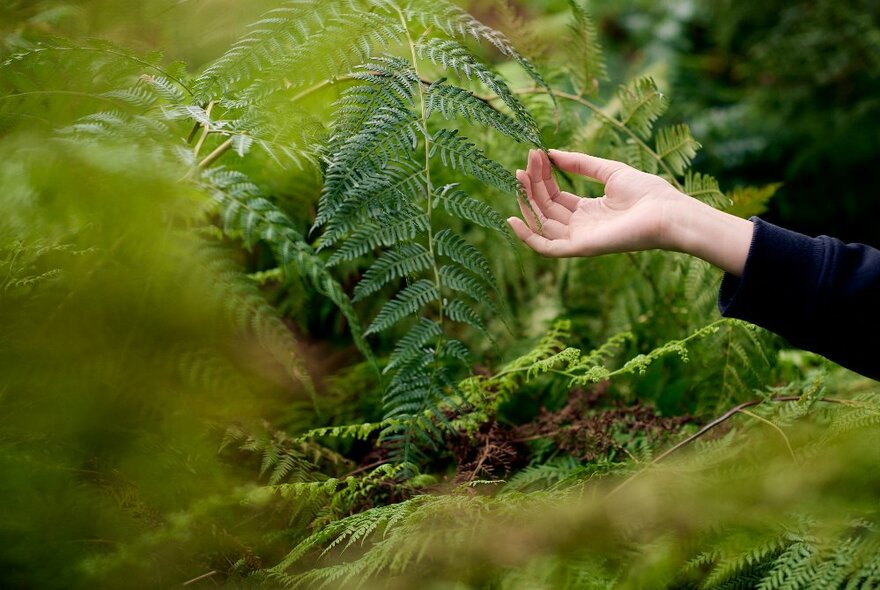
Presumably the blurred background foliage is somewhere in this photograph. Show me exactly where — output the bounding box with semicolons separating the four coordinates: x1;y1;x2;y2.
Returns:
1;0;879;588
470;0;880;243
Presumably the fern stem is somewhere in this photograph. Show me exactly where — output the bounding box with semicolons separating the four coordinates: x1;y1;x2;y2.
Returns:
0;90;123;103
399;10;444;333
608;395;856;497
290;74;357;103
183;571;218;586
41;45;194;97
482;88;685;191
737;408;798;464
192;100;215;159
198;137;233;169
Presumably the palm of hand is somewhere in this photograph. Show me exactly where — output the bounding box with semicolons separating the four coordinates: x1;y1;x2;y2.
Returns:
509;149;679;258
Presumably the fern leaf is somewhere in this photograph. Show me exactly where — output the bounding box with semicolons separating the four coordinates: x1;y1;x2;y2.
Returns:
386;318;443;373
618;77;669;139
438;184;509;234
567;0;607;95
324;203;429;266
685;171;731;209
416;36;538;140
412;0;553;107
430;128;519;194
366;279;440;335
425;80;538;144
655;124;701;176
434;229;493;278
438;265;493;307
353;243;432;303
444;298;486;332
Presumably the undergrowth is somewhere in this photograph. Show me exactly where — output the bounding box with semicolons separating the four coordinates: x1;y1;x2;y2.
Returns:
1;1;877;589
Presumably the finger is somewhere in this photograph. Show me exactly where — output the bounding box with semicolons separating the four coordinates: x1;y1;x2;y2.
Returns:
516;171;543;231
537;150;565;205
528;150;573;222
516;169;548;225
538;150;581;212
548;149;629;184
507;217;572;258
555;190;582;211
539;218;569;240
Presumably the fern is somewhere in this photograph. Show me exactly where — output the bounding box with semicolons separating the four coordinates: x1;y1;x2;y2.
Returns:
301;5;542;471
686;170;731;209
618;77;669;139
567;0;607;96
201;167;374;364
655;123;701;176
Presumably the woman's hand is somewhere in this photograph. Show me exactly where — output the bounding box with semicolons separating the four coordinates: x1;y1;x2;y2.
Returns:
507;149;684;257
507;149;754;276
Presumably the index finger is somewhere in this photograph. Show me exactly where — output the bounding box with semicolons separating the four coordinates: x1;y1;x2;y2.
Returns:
548;149;629;184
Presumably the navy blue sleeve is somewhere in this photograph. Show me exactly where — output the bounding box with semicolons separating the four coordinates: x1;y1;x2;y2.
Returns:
718;217;880;380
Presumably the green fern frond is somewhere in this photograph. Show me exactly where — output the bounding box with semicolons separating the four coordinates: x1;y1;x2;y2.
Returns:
685;171;731;209
385;318;444;373
411;0;552;102
430;128;520;194
702;536;789;589
438;265;493;307
444;298;487;332
425;80;537;143
416;37;539;141
434;228;493;278
353;243;433;303
567;0;607;96
618;77;669;139
366;279;440;336
438;184;512;236
203;167;374;364
655;124;701;176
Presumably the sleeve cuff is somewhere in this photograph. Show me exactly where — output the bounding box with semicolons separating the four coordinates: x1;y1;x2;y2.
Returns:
717;217;824;346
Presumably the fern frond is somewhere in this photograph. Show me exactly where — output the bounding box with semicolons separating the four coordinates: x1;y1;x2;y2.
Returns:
411;0;552;98
416;37;539;142
617;77;669;139
240;9;406;102
444;298;486;332
194;1;354;98
655;124;701;176
430;128;520;194
685;171;730;209
438;265;493;306
324;205;429;267
202;167;374;364
425;80;537;143
567;0;607;95
366;279;440;336
385;318;443;373
319;161;427;252
438;184;511;235
434;229;493;278
353;243;432;303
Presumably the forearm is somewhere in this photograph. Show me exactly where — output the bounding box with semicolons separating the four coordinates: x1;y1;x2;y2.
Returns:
662;197;754;276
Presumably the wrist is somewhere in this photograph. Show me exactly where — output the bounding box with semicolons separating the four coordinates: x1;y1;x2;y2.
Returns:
662;194;754;276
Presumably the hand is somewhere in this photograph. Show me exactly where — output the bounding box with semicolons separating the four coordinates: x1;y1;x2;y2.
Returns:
507;149;684;258
507;149;754;276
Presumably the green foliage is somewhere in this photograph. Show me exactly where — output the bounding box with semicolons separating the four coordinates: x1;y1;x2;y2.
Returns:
1;1;877;589
566;0;607;96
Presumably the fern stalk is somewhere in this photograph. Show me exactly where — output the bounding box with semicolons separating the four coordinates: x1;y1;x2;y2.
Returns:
399;8;445;357
191;100;215;160
482;87;686;191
